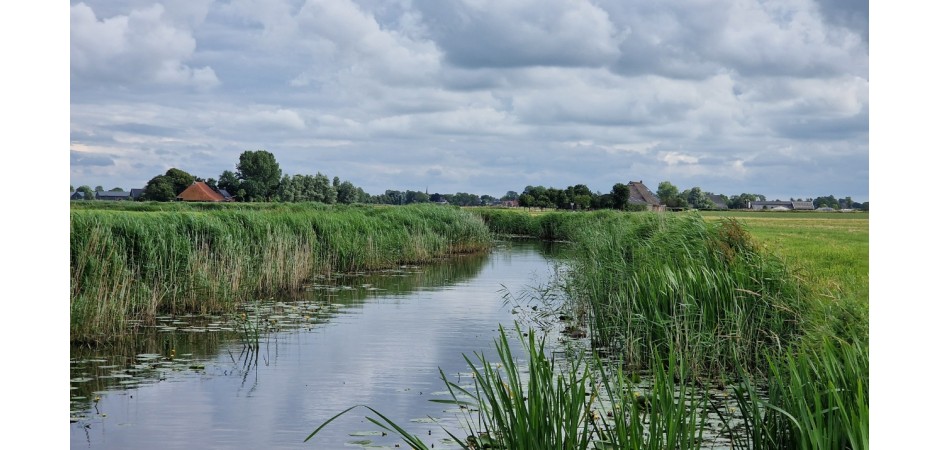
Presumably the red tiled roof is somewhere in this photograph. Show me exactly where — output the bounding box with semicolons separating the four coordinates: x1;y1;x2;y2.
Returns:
177;182;226;202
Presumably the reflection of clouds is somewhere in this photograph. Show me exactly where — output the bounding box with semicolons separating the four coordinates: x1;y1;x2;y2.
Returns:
268;243;555;446
71;243;557;448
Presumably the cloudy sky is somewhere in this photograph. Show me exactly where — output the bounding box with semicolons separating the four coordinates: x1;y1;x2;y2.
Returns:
70;0;869;201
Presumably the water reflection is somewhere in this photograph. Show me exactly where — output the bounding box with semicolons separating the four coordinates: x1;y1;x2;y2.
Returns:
70;240;562;449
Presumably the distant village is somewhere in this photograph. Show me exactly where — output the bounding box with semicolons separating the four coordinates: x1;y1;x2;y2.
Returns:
71;151;867;212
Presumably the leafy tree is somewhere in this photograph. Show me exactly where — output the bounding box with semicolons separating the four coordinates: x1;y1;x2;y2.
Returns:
108;187;125;192
336;181;358;204
142;168;195;201
94;185;104;192
518;193;535;208
76;185;95;200
276;173;336;203
70;185;75;193
450;192;481;206
164;168;196;193
610;183;631;210
728;193;760;209
657;181;680;207
500;191;519;201
591;192;614;209
405;190;430;204
681;187;715;210
236;150;282;201
218;170;240;195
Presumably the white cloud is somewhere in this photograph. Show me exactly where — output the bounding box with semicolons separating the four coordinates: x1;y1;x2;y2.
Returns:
71;2;218;89
661;151;700;166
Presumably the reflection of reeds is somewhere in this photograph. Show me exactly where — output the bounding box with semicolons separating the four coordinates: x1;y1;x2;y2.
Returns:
70;204;491;343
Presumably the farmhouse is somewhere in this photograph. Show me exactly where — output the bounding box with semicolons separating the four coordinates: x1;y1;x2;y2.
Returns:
177;181;228;202
748;201;815;211
626;181;665;212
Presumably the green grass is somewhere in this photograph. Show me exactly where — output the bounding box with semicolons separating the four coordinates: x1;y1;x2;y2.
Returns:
469;207;868;449
70;203;491;343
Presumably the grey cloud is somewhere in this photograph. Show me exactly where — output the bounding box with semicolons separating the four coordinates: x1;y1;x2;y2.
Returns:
71;150;115;167
814;0;868;43
414;0;621;68
601;0;867;79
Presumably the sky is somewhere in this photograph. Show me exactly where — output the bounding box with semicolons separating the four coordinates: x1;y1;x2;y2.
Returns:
69;0;869;202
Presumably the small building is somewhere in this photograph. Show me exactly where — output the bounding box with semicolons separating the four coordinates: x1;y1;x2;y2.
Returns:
130;188;144;200
177;181;227;202
501;200;519;207
70;191;85;200
96;190;131;201
626;181;665;212
217;189;234;201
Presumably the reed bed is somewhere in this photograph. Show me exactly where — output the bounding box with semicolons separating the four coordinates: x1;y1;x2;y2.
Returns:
470;208;868;449
475;209;805;375
70;203;491;343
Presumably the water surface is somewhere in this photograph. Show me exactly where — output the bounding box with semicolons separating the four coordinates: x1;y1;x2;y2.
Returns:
71;240;564;449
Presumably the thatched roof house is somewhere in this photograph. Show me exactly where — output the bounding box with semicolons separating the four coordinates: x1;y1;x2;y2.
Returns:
626;181;665;212
176;181;227;202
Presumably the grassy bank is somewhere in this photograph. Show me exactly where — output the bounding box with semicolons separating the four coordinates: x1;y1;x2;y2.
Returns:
469;208;868;449
70;203;491;343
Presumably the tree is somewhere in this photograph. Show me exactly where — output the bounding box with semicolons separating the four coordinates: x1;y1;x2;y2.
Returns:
336;181;358;204
500;191;519;201
657;181;680;207
142;168;195;201
164;168;196;193
95;185;104;192
218;170;240;197
70;185;75;193
729;193;761;209
142;176;177;201
76;185;95;200
236;150;282;201
405;190;430;204
108;187;125;192
610;183;631;210
682;187;715;210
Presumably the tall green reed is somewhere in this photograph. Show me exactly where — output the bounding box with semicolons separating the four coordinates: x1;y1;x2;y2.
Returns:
70;204;491;343
308;325;712;450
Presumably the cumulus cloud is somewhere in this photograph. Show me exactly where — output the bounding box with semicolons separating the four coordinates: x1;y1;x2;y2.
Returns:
70;0;869;201
71;2;218;89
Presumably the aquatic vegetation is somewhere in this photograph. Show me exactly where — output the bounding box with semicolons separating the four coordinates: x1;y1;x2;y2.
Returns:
70;203;491;343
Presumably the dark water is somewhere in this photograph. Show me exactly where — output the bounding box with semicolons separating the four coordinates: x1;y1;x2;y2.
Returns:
70;240;566;449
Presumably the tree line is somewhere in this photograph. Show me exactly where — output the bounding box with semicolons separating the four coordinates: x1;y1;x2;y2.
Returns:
71;150;868;211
